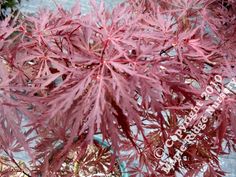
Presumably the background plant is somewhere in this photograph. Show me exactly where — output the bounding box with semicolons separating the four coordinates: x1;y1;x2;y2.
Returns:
0;0;23;20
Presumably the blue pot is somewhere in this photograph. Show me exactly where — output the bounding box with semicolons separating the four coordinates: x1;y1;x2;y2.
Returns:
93;136;129;177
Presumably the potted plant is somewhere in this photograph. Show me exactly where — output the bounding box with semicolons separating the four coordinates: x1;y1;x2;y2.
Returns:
0;0;236;176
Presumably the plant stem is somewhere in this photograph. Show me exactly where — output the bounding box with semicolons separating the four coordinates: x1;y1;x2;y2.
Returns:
100;40;109;63
3;150;31;177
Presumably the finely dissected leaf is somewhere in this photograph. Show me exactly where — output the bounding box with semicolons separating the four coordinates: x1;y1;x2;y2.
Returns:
0;0;236;176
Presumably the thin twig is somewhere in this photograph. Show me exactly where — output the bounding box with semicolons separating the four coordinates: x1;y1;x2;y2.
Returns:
3;150;31;177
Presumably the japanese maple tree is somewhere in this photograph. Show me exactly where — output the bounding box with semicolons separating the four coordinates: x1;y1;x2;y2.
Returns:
0;0;236;176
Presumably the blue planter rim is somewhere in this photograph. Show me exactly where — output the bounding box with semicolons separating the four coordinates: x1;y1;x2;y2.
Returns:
93;136;129;177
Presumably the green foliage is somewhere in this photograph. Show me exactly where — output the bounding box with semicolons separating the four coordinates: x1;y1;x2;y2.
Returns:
0;0;21;20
